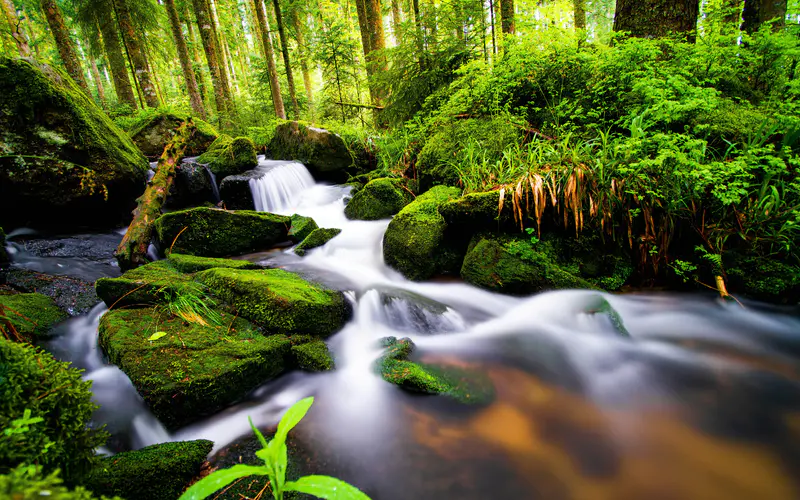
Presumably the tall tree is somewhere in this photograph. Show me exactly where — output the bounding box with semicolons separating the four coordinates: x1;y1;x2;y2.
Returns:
40;0;90;92
500;0;514;35
89;57;106;106
271;0;299;117
207;0;234;109
112;0;159;107
192;0;232;122
165;0;206;118
613;0;700;41
356;0;386;107
573;0;586;31
741;0;786;32
96;11;138;109
290;8;313;105
2;0;32;57
253;0;285;118
391;0;402;41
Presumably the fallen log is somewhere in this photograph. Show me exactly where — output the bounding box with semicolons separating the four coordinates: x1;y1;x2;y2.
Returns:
115;119;195;271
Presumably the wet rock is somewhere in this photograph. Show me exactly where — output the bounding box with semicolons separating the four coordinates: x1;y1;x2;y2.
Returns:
0;291;68;341
153;207;291;258
344;178;414;220
291;337;334;371
168;161;215;208
438;190;516;234
0;58;148;230
197;136;258;178
376;287;466;334
383;186;464;281
5;269;99;316
99;306;291;429
128;111;218;158
295;228;341;256
269;121;362;183
219;170;259;210
288;214;318;243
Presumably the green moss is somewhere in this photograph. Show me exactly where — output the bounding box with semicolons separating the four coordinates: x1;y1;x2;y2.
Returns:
198;136;258;178
0;465;117;500
0;58;148;229
168;253;260;273
383;186;464;281
344;178;415;220
153;207;291;257
195;268;350;336
198;134;233;161
727;254;800;303
0;292;68;340
95;260;195;308
268;121;360;183
288;214;319;242
85;440;213;500
438;190;515;233
291;339;334;371
0;340;107;483
128;110;218;157
99;307;291;429
294;228;342;256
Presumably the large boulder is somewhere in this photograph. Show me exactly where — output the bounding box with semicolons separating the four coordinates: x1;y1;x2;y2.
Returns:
268;121;357;183
197;135;258;178
195;268;350;336
127;111;218;158
383;186;464;281
153;207;291;257
219;170;260;210
167;161;215;208
0;58;148;230
99;307;292;429
438;190;516;234
344;178;414;220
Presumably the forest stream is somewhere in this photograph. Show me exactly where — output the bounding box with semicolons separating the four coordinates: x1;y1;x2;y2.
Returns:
6;159;800;500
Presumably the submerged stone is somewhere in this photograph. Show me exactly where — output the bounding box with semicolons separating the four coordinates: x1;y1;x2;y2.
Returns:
0;292;67;341
198;136;258;178
153;207;291;257
99;307;291;429
294;228;342;256
128;111;218;158
0;58;148;230
268;121;357;183
344;178;414;220
195;268;350;336
288;214;319;243
383;186;464;281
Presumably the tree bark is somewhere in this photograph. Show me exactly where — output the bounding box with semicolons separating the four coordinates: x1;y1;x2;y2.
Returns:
116;120;195;271
391;0;402;41
500;0;514;35
291;9;313;105
253;0;286;119
356;0;386;108
271;0;299;118
39;0;90;93
723;0;743;27
741;0;786;33
113;0;159;107
90;58;107;106
165;0;206;118
613;0;700;41
207;0;235;111
355;0;372;55
97;12;137;109
2;0;31;57
192;0;232;123
573;0;586;30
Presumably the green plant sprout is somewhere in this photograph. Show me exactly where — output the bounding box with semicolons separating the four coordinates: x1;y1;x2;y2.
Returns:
179;397;370;500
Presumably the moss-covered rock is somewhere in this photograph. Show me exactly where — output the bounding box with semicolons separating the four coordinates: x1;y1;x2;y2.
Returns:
168;161;215;208
95;260;195;308
195;268;350;336
416;117;521;191
85;440;213;500
438;190;516;234
0;292;68;341
99;307;292;429
128;111;218;158
167;253;260;273
344;178;414;220
291;338;334;371
6;269;99;316
0;58;148;230
294;228;342;256
726;254;800;303
383;186;464;281
288;214;319;243
153;207;291;257
268;121;357;183
198;136;258;178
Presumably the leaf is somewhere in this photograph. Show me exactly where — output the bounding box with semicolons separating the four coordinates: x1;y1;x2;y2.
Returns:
249;416;269;449
284;475;371;500
273;397;314;447
148;331;167;341
178;465;268;500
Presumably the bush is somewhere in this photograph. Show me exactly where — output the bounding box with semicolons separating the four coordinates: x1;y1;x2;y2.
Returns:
0;465;115;500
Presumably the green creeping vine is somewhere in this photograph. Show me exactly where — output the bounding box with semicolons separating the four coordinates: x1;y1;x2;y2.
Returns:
179;397;370;500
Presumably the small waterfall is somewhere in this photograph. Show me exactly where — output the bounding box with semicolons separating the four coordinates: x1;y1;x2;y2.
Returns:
201;164;220;203
249;161;315;213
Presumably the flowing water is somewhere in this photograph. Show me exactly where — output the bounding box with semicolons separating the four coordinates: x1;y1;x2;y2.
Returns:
13;162;800;499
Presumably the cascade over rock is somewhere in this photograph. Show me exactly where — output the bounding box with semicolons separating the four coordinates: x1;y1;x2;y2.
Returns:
0;58;149;230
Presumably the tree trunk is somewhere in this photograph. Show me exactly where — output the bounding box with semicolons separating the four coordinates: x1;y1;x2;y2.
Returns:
165;0;206;118
613;0;700;41
113;0;159;107
741;0;786;33
207;0;235;112
391;0;403;41
722;0;743;27
39;0;90;93
291;10;313;105
573;0;586;30
488;0;496;55
271;0;299;117
116;120;195;271
355;0;372;55
2;0;31;57
192;0;232;124
500;0;514;35
90;58;107;107
356;0;386;108
253;0;286;119
97;12;138;109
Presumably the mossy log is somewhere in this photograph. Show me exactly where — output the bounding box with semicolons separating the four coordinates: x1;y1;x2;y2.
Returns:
115;120;195;271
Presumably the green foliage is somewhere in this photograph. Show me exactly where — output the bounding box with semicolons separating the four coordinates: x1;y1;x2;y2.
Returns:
0;465;115;500
179;397;370;500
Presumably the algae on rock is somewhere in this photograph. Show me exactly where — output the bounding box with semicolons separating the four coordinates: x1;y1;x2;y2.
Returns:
288;214;319;242
95;260;195;308
344;178;414;220
0;292;68;341
294;228;342;256
167;253;260;273
291;338;335;371
197;136;258;178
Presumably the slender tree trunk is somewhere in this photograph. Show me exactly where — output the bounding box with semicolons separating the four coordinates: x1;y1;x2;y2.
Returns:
613;0;700;41
143;42;165;105
391;0;403;41
500;0;514;35
253;0;286;118
291;10;313;105
166;0;206;118
90;58;107;106
741;0;786;32
574;0;586;30
355;0;372;55
97;13;137;109
488;0;496;55
192;0;232;124
39;0;90;92
25;9;40;58
271;0;299;117
2;0;31;57
355;0;386;108
113;0;159;107
207;0;235;111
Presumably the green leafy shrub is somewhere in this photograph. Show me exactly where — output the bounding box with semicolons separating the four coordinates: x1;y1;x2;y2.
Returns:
0;465;116;500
